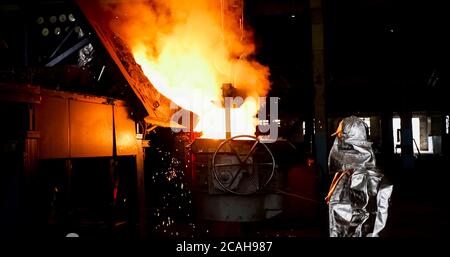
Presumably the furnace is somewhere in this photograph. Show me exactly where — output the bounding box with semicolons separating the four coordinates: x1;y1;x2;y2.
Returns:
188;135;292;222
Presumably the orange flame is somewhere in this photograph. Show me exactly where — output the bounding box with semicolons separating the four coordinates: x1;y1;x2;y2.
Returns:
109;0;270;139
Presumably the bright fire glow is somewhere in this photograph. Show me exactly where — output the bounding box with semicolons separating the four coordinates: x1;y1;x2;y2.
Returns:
109;0;270;138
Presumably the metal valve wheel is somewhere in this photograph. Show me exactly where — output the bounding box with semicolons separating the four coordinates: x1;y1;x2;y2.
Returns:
212;135;276;195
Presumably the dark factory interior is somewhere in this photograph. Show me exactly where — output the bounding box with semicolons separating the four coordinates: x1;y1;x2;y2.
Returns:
1;0;449;241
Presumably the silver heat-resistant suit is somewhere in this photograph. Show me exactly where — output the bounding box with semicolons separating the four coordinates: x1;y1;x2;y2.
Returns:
327;116;393;237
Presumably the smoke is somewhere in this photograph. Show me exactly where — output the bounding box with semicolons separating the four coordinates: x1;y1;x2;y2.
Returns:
105;0;270;109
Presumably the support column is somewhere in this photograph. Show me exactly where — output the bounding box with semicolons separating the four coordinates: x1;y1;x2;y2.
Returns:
419;115;428;151
64;158;73;226
444;114;449;156
310;0;328;173
24;103;40;178
304;116;314;155
64;159;73;201
24;103;42;235
380;112;394;170
109;158;118;207
400;112;414;169
136;139;147;238
370;116;381;148
430;114;443;154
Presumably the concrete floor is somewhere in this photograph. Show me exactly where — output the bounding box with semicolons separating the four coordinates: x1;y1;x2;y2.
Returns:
182;154;450;238
381;156;450;237
8;154;446;239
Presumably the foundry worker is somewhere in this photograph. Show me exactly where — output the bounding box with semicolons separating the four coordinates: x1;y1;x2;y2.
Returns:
325;116;393;237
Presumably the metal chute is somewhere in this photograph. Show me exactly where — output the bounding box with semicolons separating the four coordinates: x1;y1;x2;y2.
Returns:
76;0;181;128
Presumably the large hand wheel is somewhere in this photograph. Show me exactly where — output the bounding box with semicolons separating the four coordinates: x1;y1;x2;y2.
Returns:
212;135;275;195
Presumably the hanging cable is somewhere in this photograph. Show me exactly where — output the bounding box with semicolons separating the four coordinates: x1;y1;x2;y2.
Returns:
275;189;321;204
214;0;231;77
240;0;244;42
233;0;246;89
220;0;225;41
